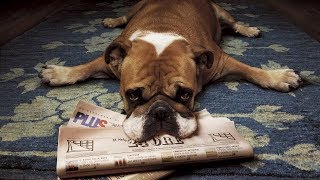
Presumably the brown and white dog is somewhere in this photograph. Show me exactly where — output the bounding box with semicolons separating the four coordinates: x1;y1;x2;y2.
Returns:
39;0;301;142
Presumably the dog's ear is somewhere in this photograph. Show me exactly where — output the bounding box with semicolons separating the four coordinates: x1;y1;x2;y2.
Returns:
105;38;132;66
192;45;214;69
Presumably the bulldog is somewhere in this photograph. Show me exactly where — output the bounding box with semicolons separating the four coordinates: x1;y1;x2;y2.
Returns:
39;0;301;141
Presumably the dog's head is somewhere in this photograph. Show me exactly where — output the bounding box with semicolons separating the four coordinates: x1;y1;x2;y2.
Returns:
104;33;213;142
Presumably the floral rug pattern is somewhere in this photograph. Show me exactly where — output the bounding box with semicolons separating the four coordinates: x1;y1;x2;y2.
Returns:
0;0;319;179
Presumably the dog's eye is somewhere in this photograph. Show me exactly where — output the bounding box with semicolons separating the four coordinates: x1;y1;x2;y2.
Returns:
180;92;191;101
129;93;139;101
176;88;193;103
126;88;142;102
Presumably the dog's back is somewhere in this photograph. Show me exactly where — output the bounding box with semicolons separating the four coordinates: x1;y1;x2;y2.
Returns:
121;0;221;45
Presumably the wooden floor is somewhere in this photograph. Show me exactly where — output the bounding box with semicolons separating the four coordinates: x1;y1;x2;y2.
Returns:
0;0;319;46
0;0;66;46
267;0;320;42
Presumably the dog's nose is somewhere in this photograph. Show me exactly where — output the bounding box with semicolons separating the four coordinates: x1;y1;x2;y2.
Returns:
151;104;172;120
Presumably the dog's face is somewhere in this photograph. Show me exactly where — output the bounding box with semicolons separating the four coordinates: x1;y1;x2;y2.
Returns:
105;37;213;142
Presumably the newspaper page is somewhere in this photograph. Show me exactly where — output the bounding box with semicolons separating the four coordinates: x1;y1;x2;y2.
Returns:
57;101;253;179
67;100;125;128
66;101;174;179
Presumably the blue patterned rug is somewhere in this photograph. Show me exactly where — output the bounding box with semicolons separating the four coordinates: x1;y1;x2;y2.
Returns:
0;0;319;179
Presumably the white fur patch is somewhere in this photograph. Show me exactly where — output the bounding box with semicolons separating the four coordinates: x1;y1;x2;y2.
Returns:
129;30;186;56
122;115;147;141
175;113;197;138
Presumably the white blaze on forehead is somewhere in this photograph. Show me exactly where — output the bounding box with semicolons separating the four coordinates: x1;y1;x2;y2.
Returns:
129;30;186;56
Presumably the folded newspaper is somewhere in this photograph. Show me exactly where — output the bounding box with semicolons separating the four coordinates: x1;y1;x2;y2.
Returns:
57;101;253;179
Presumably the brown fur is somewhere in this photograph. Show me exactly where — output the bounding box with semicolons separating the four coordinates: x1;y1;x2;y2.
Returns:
39;0;301;141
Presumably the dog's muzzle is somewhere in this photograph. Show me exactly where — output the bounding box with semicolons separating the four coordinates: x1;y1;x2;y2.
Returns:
145;101;179;136
122;100;197;142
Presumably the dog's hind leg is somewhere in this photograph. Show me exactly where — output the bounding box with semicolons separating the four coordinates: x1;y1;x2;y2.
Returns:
211;2;261;37
39;56;115;86
103;0;147;28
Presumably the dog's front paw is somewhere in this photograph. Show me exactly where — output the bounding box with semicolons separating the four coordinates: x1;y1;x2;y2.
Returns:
266;69;301;92
38;65;76;86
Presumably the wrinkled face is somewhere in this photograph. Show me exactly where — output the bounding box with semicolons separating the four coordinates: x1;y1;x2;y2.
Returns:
120;39;199;142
